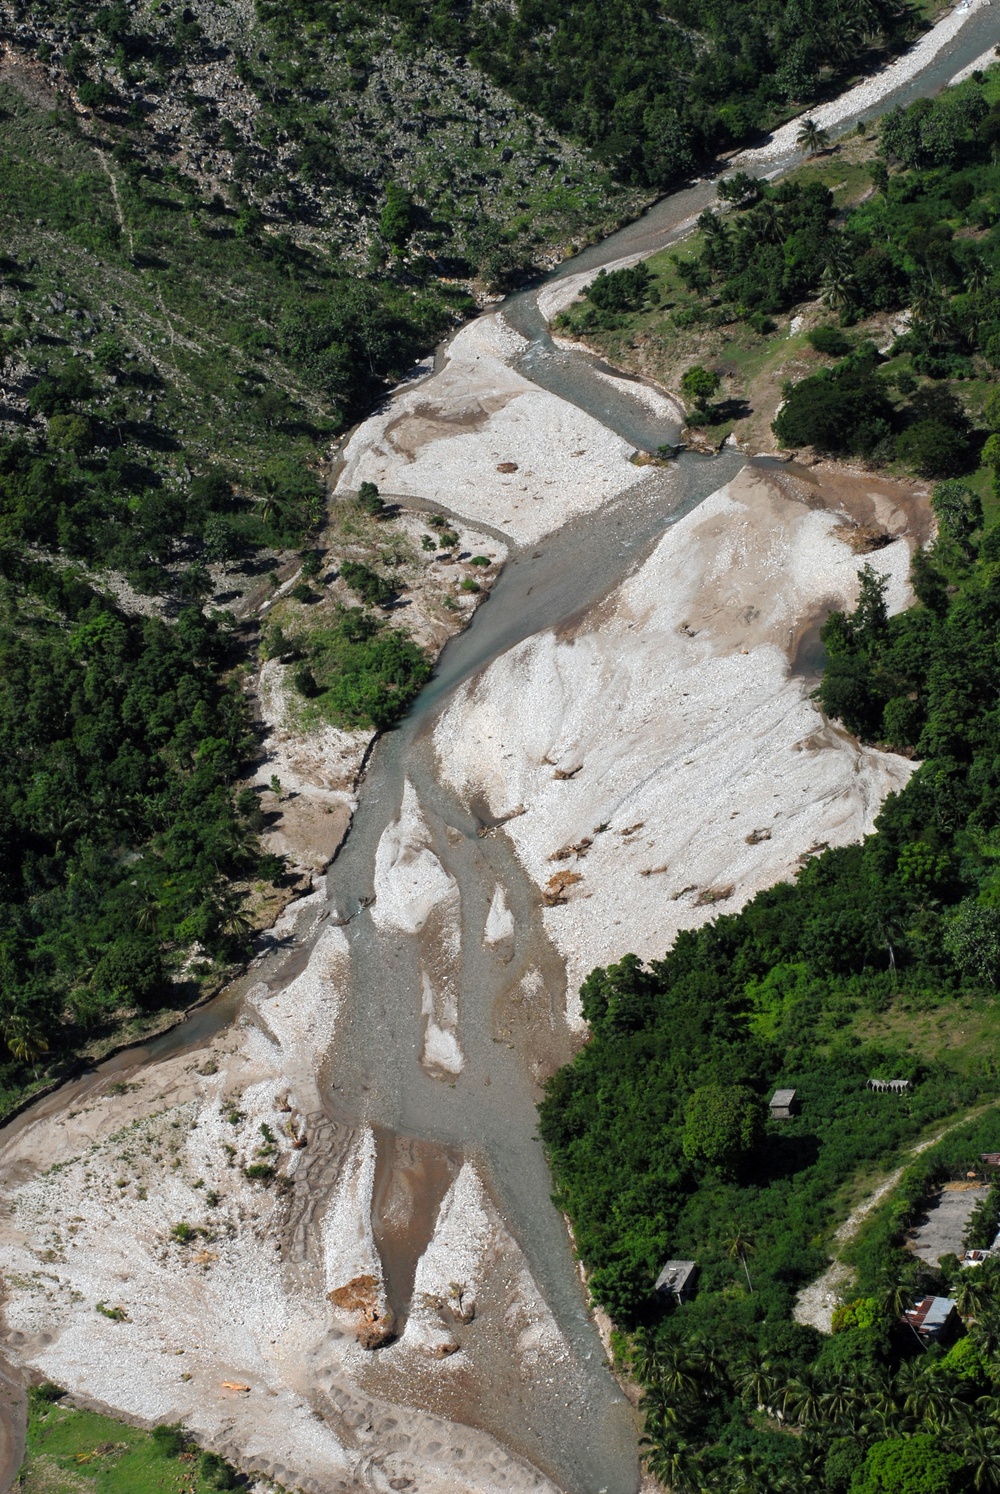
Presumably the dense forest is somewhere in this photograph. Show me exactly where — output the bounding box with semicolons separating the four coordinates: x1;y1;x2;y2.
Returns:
540;78;1000;1494
373;0;920;188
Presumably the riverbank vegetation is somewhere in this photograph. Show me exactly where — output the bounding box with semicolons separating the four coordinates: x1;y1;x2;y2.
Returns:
0;0;535;1114
555;69;1000;477
368;0;926;191
541;493;1000;1484
542;72;1000;1494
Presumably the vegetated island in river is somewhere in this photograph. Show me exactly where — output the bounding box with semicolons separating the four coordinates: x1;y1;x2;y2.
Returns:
540;69;1000;1494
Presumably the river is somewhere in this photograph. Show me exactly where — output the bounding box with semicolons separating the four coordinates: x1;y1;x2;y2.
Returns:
2;10;999;1492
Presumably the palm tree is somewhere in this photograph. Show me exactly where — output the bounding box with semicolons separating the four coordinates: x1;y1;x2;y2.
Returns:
818;1378;862;1428
734;1353;778;1413
744;200;783;246
820;260;855;313
641;1438;703;1494
797;118;831;158
955;1274;986;1320
725;1228;756;1292
964;1427;1000;1492
879;1270;914;1322
966;257;989;295
781;1373;823;1426
654;1345;703;1402
1;1006;50;1065
630;1325;668;1384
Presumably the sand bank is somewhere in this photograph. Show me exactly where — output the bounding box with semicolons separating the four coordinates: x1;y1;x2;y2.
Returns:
435;463;929;1024
0;909;560;1493
334;314;650;545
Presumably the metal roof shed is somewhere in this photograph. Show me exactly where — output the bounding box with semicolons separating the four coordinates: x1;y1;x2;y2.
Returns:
654;1261;698;1301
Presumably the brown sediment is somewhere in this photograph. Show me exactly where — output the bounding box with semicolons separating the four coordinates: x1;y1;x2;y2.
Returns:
384;395;518;461
370;1131;460;1332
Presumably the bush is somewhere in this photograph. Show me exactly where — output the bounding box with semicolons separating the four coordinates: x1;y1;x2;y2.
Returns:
339;561;394;608
201;1451;239;1489
681;1083;764;1177
853;1434;963;1493
151;1422;185;1457
773;360;893;455
356;481;385;517
808;324;851;356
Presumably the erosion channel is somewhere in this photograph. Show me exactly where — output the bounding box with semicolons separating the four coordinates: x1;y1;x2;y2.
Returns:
2;9;998;1491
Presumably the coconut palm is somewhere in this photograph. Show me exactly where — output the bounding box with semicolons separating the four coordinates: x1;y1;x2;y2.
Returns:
820;260;855;313
819;1378;863;1427
641;1438;703;1494
955;1274;986;1320
744;200;783;246
653;1345;703;1402
725;1227;756;1292
966;257;989;295
630;1325;668;1384
797;118;831;158
0;1010;50;1065
965;1427;1000;1492
734;1352;778;1412
781;1373;823;1426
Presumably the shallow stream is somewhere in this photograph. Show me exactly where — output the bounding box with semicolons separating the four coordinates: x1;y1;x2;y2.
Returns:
3;13;1000;1490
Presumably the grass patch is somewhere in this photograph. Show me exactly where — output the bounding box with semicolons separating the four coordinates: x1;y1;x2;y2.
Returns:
19;1393;234;1493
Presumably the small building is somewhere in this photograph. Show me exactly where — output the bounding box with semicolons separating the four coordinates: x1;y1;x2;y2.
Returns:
980;1152;1000;1168
654;1260;698;1302
769;1088;798;1119
962;1249;992;1268
903;1296;960;1345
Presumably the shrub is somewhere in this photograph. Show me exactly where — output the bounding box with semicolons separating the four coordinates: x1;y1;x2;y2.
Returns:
356;480;385;517
151;1423;185;1458
245;1162;275;1182
339;560;394;608
853;1434;963;1493
201;1451;239;1489
773;360;893;455
586;263;651;313
808;324;851;356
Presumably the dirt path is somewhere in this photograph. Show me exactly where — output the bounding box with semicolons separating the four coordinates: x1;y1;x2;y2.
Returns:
794;1104;999;1332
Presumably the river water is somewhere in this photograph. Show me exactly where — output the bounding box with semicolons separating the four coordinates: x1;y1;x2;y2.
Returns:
3;13;1000;1493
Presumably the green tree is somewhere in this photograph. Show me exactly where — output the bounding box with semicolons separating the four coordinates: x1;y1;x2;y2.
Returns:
853;1434;963;1493
943;900;1000;986
356;480;385;517
380;183;414;252
681;1083;764;1177
931;479;982;555
680;365;721;422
